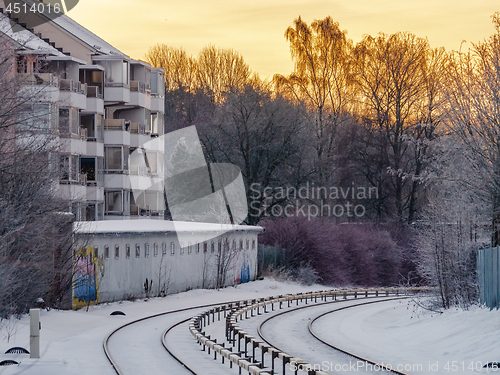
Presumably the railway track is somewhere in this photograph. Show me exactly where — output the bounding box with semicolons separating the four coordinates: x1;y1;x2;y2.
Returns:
191;287;431;375
104;301;242;375
257;297;410;374
104;287;431;375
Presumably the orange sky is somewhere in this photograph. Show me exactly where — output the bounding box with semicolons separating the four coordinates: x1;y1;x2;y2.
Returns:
68;0;499;80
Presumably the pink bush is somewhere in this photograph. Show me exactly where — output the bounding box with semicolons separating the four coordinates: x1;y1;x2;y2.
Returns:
260;217;404;287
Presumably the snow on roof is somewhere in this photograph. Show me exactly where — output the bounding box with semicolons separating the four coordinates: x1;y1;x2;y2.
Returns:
0;12;65;56
52;14;126;57
73;219;264;234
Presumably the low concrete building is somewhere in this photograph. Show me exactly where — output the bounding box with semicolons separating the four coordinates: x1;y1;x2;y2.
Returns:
72;220;263;308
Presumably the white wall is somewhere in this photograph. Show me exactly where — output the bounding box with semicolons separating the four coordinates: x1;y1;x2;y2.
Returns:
74;230;259;306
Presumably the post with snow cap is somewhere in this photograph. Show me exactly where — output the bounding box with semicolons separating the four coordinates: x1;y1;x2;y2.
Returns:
30;309;40;358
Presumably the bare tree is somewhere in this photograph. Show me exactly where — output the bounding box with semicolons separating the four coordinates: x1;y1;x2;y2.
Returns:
199;82;308;225
274;16;354;183
444;13;500;243
351;32;443;222
197;45;251;103
0;30;74;317
415;136;484;309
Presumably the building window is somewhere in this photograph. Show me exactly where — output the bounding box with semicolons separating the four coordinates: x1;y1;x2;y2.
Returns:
104;245;109;259
246;239;249;250
105;190;123;213
170;242;175;256
218;241;222;253
59;107;79;138
94;246;99;258
115;245;119;259
60;154;80;183
210;242;215;253
126;244;130;259
232;240;236;250
145;243;149;258
180;243;184;255
153;243;158;257
196;243;200;253
252;239;256;250
240;239;243;250
188;242;192;254
135;244;140;258
162;242;167;256
105;145;129;172
203;242;207;253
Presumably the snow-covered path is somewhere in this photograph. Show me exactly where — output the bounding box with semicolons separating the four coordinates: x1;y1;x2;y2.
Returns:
312;298;499;374
252;297;397;374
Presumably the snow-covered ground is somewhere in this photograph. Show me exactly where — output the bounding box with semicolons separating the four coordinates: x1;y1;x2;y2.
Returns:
0;279;498;375
312;298;500;374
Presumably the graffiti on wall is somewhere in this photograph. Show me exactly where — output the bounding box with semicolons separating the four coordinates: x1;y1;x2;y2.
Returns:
233;249;251;285
73;246;104;309
240;253;250;283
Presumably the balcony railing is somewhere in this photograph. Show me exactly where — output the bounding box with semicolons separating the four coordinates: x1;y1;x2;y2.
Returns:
59;79;87;95
60;172;88;185
87;86;102;99
129;164;149;176
79;127;87;141
79;173;87;186
130;81;151;94
130;122;146;134
104;119;130;131
20;73;59;87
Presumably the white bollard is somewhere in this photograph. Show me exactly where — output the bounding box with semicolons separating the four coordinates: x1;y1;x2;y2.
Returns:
29;309;40;359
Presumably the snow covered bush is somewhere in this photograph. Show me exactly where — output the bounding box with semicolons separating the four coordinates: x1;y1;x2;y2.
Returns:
260;217;405;287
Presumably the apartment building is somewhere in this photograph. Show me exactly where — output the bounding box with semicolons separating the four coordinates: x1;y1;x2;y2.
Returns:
0;1;166;221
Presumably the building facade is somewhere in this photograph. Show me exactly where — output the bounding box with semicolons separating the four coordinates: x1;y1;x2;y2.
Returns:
73;220;263;308
0;1;166;220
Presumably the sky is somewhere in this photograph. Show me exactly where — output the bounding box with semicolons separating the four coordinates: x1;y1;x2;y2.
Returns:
68;0;499;80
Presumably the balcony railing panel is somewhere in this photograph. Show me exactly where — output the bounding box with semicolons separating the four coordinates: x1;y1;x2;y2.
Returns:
104;119;130;131
20;73;58;87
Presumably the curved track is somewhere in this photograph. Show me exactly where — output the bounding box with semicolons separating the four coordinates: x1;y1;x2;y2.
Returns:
257;296;410;375
104;302;236;375
105;288;429;375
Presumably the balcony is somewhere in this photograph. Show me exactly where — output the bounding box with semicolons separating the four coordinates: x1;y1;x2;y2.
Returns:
86;86;104;114
129;81;151;108
59;79;87;109
19;73;59;102
20;73;59;87
60;172;88;186
104;119;131;146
